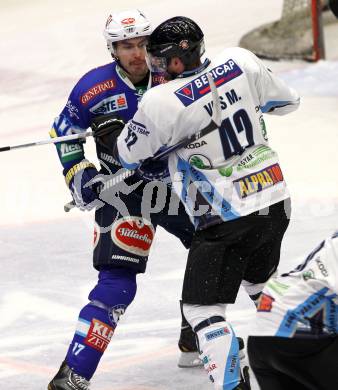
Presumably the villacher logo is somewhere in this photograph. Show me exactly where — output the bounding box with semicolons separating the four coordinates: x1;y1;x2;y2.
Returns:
111;216;155;256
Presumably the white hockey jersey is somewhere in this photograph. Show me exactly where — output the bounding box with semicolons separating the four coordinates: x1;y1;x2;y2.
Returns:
251;232;338;338
117;47;300;228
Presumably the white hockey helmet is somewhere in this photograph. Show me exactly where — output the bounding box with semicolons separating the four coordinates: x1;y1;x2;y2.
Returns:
104;9;152;54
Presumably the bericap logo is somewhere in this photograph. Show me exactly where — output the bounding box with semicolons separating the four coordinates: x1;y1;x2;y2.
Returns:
174;60;243;107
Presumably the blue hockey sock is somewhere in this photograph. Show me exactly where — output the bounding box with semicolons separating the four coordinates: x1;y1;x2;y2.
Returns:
65;303;114;380
65;267;137;380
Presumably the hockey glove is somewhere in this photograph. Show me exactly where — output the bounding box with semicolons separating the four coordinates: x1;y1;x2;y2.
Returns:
91;113;125;156
136;156;170;182
64;160;103;211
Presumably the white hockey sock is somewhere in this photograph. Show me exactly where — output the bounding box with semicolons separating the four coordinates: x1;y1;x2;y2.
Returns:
183;304;241;390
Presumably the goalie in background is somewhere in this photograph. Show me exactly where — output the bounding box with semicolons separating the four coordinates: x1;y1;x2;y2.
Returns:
248;232;338;390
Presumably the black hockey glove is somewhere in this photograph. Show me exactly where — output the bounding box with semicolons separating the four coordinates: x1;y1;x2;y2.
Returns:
136;157;170;182
91;113;125;156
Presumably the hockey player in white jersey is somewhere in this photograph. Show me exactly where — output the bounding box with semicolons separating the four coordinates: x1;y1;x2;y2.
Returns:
248;231;338;389
103;16;300;390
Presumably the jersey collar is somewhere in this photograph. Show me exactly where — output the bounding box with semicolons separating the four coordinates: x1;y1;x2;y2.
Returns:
176;58;211;79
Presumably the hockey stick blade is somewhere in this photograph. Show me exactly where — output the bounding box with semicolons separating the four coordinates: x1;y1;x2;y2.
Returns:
153;72;221;161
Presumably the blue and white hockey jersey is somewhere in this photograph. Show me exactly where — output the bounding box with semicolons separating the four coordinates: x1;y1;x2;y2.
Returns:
117;47;300;229
252;232;338;338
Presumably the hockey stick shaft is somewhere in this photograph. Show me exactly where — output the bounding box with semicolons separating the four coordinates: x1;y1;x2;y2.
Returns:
0;131;93;153
64;168;135;212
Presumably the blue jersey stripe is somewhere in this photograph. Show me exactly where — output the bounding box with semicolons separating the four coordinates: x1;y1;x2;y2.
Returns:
119;155;140;170
276;287;330;337
261;100;298;113
223;325;240;390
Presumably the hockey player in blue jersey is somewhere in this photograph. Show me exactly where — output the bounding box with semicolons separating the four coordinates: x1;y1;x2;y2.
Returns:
48;10;198;390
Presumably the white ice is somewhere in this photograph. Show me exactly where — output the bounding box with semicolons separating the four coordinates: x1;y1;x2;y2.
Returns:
0;0;337;389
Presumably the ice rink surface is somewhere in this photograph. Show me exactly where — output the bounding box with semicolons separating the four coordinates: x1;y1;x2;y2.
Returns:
0;0;337;389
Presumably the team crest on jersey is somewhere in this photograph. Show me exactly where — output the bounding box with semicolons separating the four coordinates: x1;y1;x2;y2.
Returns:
111;216;155;256
174;60;243;107
108;304;126;326
257;293;275;312
233;163;284;199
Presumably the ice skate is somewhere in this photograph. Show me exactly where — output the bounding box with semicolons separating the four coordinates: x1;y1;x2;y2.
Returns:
178;324;202;368
48;361;90;390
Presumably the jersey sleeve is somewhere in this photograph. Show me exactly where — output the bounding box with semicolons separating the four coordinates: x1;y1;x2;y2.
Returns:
49;83;90;170
327;231;338;294
245;49;300;115
117;94;171;170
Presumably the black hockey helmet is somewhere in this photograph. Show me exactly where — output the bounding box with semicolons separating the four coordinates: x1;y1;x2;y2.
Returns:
146;16;205;71
329;0;338;18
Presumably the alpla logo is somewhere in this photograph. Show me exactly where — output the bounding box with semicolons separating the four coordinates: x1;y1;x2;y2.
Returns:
60;143;82;157
185;140;207;149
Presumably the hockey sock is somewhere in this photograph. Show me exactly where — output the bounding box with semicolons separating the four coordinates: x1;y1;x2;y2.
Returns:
65;267;137;380
183;303;241;389
65;302;114;380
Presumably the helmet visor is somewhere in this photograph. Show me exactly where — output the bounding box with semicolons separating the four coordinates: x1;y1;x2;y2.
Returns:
146;51;168;73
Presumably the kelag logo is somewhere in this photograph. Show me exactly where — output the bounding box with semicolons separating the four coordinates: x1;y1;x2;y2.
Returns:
174;60;243;107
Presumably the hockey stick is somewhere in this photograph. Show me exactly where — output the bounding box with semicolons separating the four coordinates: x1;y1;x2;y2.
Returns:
64;73;222;212
0;131;93;153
